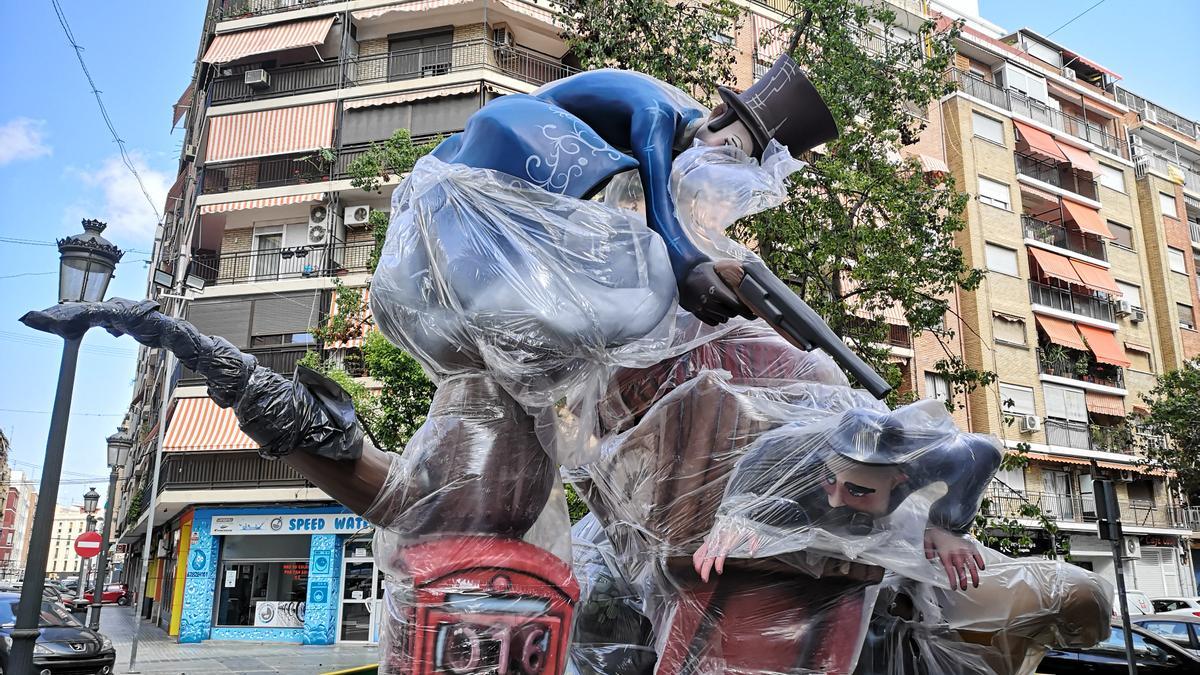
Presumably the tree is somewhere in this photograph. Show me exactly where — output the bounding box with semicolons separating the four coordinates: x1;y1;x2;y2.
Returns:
1142;359;1200;500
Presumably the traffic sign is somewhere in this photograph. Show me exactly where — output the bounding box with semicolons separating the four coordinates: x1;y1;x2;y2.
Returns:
74;531;102;559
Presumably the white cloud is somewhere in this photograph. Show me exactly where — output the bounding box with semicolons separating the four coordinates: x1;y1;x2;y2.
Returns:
65;153;170;246
0;118;52;165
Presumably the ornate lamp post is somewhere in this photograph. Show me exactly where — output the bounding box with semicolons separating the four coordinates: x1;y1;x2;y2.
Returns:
80;487;100;592
89;429;132;630
10;220;122;672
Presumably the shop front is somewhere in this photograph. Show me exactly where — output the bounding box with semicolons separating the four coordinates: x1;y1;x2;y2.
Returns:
1069;532;1194;597
178;505;373;644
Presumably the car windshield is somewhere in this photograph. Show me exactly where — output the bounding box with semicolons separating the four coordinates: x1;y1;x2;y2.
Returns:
0;601;81;628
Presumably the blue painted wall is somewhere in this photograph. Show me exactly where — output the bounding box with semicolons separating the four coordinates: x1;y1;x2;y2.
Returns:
304;533;343;645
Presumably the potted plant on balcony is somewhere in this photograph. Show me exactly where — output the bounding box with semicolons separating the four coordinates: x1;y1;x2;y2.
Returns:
295;147;336;183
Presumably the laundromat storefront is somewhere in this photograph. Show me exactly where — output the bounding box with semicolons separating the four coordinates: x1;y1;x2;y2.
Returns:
179;505;374;644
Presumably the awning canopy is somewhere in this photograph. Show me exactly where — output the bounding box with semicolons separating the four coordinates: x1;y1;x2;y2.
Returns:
1061;198;1112;238
1014;120;1067;162
498;0;556;24
917;154;949;175
206;102;336;163
1069;259;1121;296
172;83;194;128
1029;247;1083;285
1036;315;1087;351
753;14;786;61
200;193;324;215
164;171;188;214
352;0;472;19
163;397;258;452
326;286;374;349
1086;391;1126;417
202;16;335;64
1077;323;1131;367
1022;451;1141;472
1062;49;1122;81
344;83;481;110
1056;140;1102;177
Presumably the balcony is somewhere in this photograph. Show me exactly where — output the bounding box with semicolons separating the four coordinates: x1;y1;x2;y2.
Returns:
1015;152;1099;201
1028;280;1115;323
210;39;578;105
950;69;1128;159
1116;87;1199;140
1137;152;1200;195
1043;419;1137;455
985;486;1184;529
1022;215;1106;261
159;451;310;490
190;239;374;286
1037;346;1125;389
180;344;310;385
215;0;341;20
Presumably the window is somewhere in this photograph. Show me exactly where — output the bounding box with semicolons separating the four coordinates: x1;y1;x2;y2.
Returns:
985;243;1019;276
972;112;1005;145
1021;35;1062;69
1125;343;1153;372
1168;247;1188;274
998;383;1035;416
1108;221;1134;250
977;176;1011;210
1043;384;1087;422
995;64;1048;103
1141;621;1191;646
215;535;311;628
1116;281;1142;308
388;29;453;81
1097;164;1125;193
1159;191;1179;219
1179;303;1196;330
993;466;1026;494
924;372;950;402
992;313;1027;345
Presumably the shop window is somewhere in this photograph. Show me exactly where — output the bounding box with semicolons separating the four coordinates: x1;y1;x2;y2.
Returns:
1108;221;1134;250
1098;163;1125;193
215;534;310;628
992;313;1026;345
972;112;1005;145
985;242;1019;276
978;176;1011;210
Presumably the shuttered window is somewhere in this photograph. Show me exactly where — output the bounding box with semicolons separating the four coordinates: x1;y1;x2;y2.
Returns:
186;298;253;348
1043;383;1087;421
340;94;481;145
252;291;323;337
998;383;1035;416
992;313;1026;345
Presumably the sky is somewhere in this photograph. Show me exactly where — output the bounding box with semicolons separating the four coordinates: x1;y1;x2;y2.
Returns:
0;1;1196;505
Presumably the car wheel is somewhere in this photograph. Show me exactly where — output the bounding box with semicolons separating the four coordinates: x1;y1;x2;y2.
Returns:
117;596;129;606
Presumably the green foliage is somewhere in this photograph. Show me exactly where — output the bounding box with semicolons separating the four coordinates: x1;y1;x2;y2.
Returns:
367;209;389;274
1142;358;1200;499
312;281;367;346
347;128;443;194
297;350;384;440
565;483;590;524
361;331;437;452
559;0;742;103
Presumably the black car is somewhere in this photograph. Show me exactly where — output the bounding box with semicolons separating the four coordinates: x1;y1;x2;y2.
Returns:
0;592;115;675
1037;623;1200;673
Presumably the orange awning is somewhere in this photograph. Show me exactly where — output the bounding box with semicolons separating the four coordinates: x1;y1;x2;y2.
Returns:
352;0;472;19
1036;315;1087;351
1014;120;1068;162
1061;198;1113;239
1021;451;1144;472
1077;324;1131;368
201;16;335;64
1056;141;1102;176
1069;259;1122;296
1029;247;1083;285
205;102;336;162
163;397;258;452
1086;392;1126;417
199;193;324;215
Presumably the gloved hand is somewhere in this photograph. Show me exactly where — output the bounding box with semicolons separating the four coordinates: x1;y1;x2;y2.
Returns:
677;261;754;326
20;299;362;461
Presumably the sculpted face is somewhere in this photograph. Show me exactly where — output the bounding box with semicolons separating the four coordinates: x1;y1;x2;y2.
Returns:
821;459;908;518
695;104;756;154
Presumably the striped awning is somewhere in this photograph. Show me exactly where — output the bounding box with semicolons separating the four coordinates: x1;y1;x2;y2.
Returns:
499;0;557;25
1077;323;1131;368
1061;198;1112;239
1036;314;1087;351
206;102;336;163
1029;247;1083;285
1056;140;1101;177
326;286;374;349
164;171;188;214
200;193;324;215
1014;120;1067;163
1023;451;1141;472
172;83;194;128
1069;258;1121;296
917;154;949;175
753;14;786;61
163;397;258;452
202;16;335;64
352;0;472;19
344;84;481;110
1086;391;1126;418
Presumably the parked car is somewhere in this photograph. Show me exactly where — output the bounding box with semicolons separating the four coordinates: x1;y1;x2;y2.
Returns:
5;583;89;614
0;591;115;674
1116;590;1155;616
1133;614;1200;656
1037;623;1200;673
83;584;129;606
1153;597;1200;617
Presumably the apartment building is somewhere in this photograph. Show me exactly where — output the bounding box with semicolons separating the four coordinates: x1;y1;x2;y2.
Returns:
46;504;101;580
0;471;37;579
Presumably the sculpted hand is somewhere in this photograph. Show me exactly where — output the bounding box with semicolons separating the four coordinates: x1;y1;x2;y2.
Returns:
925;526;984;591
692;521;759;582
678;261;754;326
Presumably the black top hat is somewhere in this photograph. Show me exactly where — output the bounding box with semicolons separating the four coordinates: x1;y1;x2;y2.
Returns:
709;54;839;159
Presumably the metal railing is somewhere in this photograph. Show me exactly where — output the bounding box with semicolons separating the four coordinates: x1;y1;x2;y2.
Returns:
189;240;374;286
210;39;578;104
1043;419;1137;454
1189;219;1200;245
159;451;310;490
986;487;1184;529
1015;152;1099;201
215;0;340;19
1137;152;1200;195
1044;418;1090;450
887;324;912;347
951;69;1128;159
1028;280;1115;323
180;345;310;385
1037;347;1125;389
1116;87;1199;140
1021;214;1106;261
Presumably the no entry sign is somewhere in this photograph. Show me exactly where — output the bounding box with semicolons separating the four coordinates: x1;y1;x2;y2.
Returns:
74;531;102;559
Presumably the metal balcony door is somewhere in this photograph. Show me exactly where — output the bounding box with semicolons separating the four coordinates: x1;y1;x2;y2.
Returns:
337;540;380;643
1042;470;1074;520
252;233;282;281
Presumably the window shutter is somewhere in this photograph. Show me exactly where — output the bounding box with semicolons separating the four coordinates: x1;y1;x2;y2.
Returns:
1043;383;1087;420
998;383;1035;416
251;291;323;337
185;299;252;348
992;313;1026;344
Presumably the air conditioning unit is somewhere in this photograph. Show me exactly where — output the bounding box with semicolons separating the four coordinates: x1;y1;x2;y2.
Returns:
1122;536;1141;559
184;144;197;160
1144;108;1159;124
1019;414;1042;433
343;205;371;226
244;69;270;90
1118;470;1136;482
308;205;330;245
1130;134;1144;148
1131;307;1146;323
492;24;514;49
1116;299;1132;317
1061;66;1077;82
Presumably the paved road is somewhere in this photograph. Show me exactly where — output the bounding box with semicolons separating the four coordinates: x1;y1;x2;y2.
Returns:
94;606;379;674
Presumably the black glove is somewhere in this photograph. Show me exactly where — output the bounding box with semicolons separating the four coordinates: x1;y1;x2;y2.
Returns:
20;299;362;461
677;261;754;326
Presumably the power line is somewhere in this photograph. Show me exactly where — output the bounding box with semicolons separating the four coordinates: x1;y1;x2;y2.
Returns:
1046;0;1108;38
0;272;56;280
49;0;162;224
0;409;124;417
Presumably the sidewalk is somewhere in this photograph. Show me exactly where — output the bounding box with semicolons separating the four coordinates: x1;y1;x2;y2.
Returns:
96;606;379;674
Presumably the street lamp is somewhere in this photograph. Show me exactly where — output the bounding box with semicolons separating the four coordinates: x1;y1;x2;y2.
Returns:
77;488;100;606
83;487;100;516
10;219;123;673
88;430;132;630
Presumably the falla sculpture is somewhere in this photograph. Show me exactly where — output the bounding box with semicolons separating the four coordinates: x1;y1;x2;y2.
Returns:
24;54;1111;674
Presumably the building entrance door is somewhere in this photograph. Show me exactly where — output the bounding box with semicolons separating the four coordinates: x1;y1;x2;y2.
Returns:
337;538;380;643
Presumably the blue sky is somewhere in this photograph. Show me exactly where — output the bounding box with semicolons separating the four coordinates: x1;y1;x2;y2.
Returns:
0;1;1196;502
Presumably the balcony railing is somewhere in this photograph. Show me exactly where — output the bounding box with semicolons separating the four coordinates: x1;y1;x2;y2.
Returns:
159;451;310;490
1116;87;1199;140
986;487;1184;529
1044;418;1090;450
1021;215;1106;261
210;39;578;104
215;0;341;20
1028;280;1115;323
1015;152;1099;201
951;69;1128;159
190;240;374;286
1043;419;1136;454
180;344;310;385
1137;152;1200;195
1037;347;1125;389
